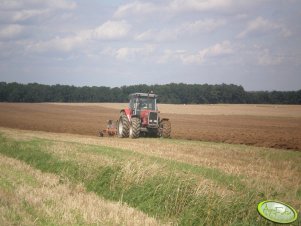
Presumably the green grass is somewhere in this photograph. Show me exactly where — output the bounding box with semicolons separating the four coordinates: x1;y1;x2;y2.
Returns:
0;134;299;225
0;165;37;192
0;157;57;225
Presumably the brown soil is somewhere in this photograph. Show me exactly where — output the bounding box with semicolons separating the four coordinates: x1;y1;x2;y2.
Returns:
0;103;300;150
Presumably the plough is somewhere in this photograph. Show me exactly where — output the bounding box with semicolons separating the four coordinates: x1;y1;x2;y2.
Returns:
99;120;118;137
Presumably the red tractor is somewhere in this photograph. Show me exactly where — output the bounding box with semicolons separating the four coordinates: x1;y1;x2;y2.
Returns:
117;93;171;139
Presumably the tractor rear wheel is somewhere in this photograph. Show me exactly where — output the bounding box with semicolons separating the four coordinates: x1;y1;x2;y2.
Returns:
160;120;171;138
129;117;140;139
118;112;130;138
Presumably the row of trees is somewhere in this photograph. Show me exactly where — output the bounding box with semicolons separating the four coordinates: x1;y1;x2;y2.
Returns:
0;82;300;104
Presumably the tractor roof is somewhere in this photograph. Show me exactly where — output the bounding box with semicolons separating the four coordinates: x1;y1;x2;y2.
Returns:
129;93;158;98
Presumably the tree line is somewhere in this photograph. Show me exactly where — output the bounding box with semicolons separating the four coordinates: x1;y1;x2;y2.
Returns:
0;82;300;104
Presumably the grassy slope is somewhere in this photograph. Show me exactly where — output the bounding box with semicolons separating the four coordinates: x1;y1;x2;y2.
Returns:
0;156;163;226
0;127;300;225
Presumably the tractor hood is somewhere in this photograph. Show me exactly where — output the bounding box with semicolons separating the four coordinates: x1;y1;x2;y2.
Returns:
140;110;158;127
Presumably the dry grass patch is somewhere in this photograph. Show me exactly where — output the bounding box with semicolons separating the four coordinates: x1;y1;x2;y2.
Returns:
1;127;300;194
115;160;165;190
44;141;116;168
42;140;168;189
194;176;235;198
0;127;236;198
0;155;166;226
1;127;300;224
95;138;301;191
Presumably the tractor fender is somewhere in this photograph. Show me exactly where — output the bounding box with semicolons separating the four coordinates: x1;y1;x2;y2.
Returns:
120;108;132;121
160;118;169;123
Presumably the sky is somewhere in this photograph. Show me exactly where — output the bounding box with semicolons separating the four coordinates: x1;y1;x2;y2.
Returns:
0;0;300;91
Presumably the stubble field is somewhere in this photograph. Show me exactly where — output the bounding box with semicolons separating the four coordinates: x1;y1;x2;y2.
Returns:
0;103;301;225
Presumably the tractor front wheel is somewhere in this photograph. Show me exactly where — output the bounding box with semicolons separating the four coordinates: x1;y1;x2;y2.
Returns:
118;112;130;138
129;117;140;139
160;119;171;138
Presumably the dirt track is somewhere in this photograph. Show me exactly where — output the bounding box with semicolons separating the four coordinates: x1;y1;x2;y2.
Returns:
0;103;300;150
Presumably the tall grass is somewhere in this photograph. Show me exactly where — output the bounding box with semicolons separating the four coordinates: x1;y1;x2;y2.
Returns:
0;155;161;225
0;134;298;225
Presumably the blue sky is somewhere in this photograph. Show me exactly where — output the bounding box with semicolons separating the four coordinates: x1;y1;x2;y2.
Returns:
0;0;300;91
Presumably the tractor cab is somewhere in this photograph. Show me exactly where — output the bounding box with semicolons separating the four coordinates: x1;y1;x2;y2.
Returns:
129;93;158;116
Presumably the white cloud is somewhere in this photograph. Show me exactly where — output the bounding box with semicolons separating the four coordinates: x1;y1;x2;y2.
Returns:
135;29;177;42
114;1;158;18
0;1;23;10
237;16;292;38
114;0;267;18
114;0;233;17
0;0;76;10
202;40;233;56
103;45;155;61
45;0;77;10
27;20;131;53
27;36;83;53
11;9;51;22
91;20;131;40
184;19;226;33
257;49;283;66
159;40;233;64
169;0;232;12
114;0;231;18
136;19;225;42
0;24;24;39
232;44;287;66
0;0;76;23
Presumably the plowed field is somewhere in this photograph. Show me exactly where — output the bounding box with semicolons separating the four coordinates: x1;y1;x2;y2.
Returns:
0;103;300;150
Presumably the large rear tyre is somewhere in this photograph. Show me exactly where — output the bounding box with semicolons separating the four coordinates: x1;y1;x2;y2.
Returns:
118;112;130;138
129;117;140;139
160;120;171;138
